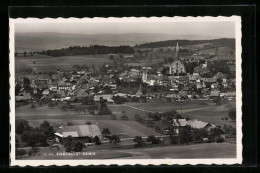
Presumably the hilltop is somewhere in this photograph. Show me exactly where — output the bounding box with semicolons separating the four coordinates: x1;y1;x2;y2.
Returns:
15;32;224;52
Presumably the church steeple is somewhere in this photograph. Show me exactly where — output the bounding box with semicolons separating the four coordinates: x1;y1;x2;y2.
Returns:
175;42;179;59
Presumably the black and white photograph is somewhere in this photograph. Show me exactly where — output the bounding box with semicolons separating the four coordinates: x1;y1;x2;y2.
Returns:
9;17;242;166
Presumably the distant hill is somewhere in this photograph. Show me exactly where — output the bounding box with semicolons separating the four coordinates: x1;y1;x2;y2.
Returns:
15;32;224;52
136;38;235;49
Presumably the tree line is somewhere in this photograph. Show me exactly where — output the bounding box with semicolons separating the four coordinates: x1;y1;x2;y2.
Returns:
136;38;235;49
39;45;135;57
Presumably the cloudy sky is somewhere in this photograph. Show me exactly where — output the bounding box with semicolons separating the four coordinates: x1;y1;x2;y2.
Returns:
15;21;235;38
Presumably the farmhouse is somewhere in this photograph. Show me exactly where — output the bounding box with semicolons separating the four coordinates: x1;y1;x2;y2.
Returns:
210;90;220;98
171;119;188;134
94;95;114;103
186;119;216;131
15;93;32;101
54;124;102;139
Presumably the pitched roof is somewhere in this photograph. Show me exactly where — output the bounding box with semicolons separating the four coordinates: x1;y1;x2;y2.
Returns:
187;120;209;129
213;72;226;79
56;124;101;138
172;119;187;127
210;90;219;97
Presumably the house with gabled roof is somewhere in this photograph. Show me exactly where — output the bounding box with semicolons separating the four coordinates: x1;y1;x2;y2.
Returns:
54;124;102;139
171;119;188;134
15;93;32;101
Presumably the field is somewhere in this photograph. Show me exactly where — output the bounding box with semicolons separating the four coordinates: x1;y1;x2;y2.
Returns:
15;54;111;72
17;99;236;135
18;142;236;160
26;118;160;138
16;100;237;160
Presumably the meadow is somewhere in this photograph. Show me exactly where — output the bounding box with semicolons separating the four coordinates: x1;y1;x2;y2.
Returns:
15;54;111;72
18;142;236;160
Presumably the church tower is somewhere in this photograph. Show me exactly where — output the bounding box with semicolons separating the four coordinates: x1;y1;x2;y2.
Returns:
175;42;179;59
169;42;186;76
142;69;148;82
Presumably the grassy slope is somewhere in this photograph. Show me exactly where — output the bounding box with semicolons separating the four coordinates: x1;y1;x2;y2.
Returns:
15;54;110;72
18;142;236;160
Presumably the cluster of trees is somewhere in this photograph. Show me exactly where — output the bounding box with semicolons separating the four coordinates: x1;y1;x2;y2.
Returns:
40;45;135;57
223;124;236;136
147;110;183;121
16;120;55;156
15;68;33;74
170;126;226;145
133;135;163;148
200;60;231;78
98;100;112;115
184;62;199;74
64;136;85;152
136;38;235;49
228;108;236;121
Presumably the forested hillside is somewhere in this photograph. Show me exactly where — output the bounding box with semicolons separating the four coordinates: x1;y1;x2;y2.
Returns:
39;45;134;57
136;38;235;49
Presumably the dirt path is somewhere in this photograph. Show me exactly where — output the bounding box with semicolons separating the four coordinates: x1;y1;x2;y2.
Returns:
110;104;214;114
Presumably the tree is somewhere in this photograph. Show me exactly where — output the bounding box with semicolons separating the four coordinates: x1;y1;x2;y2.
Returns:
192;128;209;142
213;97;221;105
88;105;98;114
102;128;111;137
48;102;55;107
61;105;68;111
82;96;94;105
120;115;129;120
93;86;100;93
67;122;73;126
185;62;198;74
93;136;101;145
21;132;30;145
16;149;27;158
110;135;121;148
133;136;145;148
109;55;114;60
104;86;112;94
98;99;112;115
85;121;92;125
64;136;74;152
16;119;30;134
228;108;236;121
179;126;193;145
170;135;179;144
41;121;50;127
210;127;224;141
15;84;21;96
146;135;158;144
73;141;85;152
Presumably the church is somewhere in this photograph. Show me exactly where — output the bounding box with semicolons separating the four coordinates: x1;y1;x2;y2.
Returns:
168;42;186;76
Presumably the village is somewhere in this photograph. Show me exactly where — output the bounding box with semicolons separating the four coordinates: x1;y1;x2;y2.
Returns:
15;42;237;159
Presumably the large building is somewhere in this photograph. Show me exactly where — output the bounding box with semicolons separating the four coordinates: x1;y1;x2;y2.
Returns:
169;42;186;76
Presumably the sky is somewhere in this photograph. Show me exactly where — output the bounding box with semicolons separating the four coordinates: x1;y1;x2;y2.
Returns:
15;21;235;38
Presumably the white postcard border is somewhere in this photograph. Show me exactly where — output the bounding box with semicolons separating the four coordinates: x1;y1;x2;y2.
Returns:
9;16;242;166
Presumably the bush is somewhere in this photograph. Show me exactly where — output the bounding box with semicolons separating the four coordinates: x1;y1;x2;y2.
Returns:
93;136;101;145
120;115;129;120
73;141;85;152
179;126;193;145
216;137;225;143
31;103;35;109
111;114;117;120
228;108;236;121
28;150;33;156
170;136;179;144
85;121;92;125
16;149;27;158
67;122;73;126
48;102;55;107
